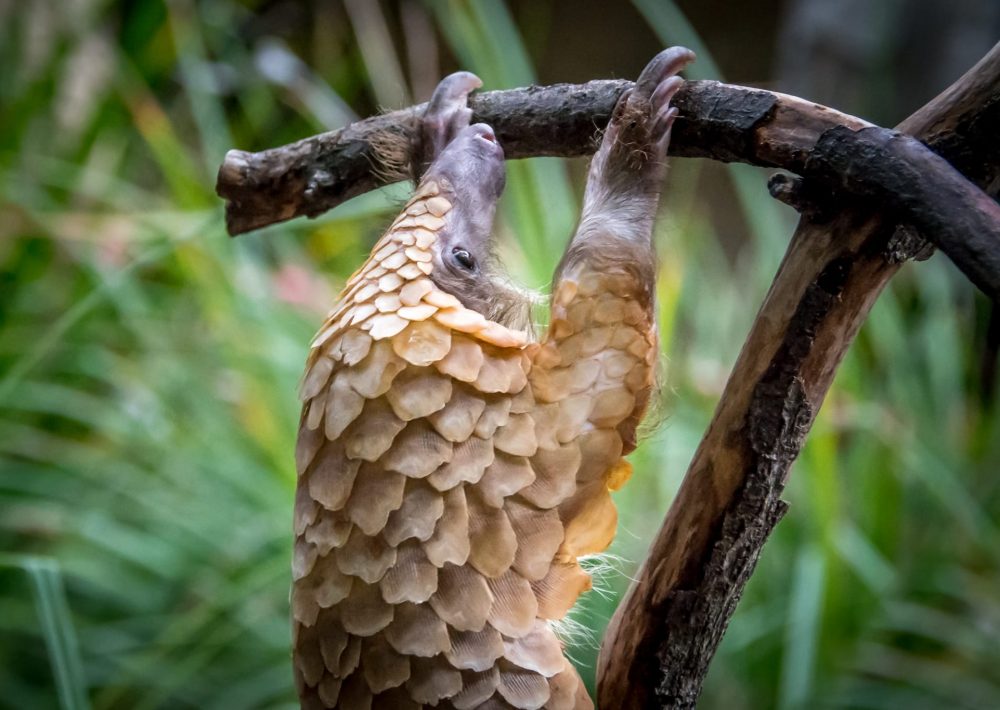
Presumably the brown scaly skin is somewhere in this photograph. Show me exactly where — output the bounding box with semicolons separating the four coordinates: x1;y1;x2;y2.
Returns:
292;47;694;709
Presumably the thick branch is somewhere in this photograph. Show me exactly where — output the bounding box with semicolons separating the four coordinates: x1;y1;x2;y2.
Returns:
596;42;1000;709
805;127;1000;298
218;78;1000;300
215;79;859;236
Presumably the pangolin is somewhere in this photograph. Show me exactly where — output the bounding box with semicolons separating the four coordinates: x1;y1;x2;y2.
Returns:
292;47;695;709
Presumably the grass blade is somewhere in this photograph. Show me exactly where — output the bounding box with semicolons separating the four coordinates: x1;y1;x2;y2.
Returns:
1;556;91;710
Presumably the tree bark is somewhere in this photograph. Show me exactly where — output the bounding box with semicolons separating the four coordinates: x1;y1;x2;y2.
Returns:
217;72;1000;300
596;41;1000;710
217;79;857;234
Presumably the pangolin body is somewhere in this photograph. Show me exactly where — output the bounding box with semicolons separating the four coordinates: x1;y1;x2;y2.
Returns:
292;47;694;709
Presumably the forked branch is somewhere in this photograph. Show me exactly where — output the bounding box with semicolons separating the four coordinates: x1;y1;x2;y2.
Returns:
597;41;1000;709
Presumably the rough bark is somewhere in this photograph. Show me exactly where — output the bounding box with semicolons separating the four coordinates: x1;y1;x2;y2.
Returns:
804;126;1000;297
216;80;874;234
217;75;1000;300
596;41;1000;710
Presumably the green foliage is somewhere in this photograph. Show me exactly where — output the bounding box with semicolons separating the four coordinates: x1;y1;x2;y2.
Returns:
1;1;998;708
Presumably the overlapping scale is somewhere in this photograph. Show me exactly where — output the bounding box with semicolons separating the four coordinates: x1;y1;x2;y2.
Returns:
344;464;406;535
300;353;334;401
422;485;471;567
486;570;538;637
316;611;348;669
295;424;324;476
446;625;505;672
383;480;444;545
294;484;319;536
532;559;592;620
292;538;318;579
307;442;360;511
406;656;463;704
381;420;453;479
316;676;342;708
322;373;366;441
305;514;351;555
342;341;405;399
502;621;565;677
380;540;438;604
337;635;364;676
342;398;406;462
430;563;493;631
384;368;453;421
477;453;535;508
467;493;518;577
435;335;485;382
361;635;411;693
295;624;326;685
507;500;564;581
547;659;589;710
474;396;512;439
338;581;394;635
392;319;453;366
518;442;580;509
336;528;397;585
384;602;451;657
299;557;353;609
427;435;494;490
497;660;550;709
428;385;486;442
452;667;501;709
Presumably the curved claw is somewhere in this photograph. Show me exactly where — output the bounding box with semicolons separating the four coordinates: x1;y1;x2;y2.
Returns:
634;46;696;99
421;71;484;167
426;71;483;119
591;46;695;185
649;75;685;149
650;76;684;112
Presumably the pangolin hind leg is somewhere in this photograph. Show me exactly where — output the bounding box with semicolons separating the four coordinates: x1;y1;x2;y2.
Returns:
527;46;694;641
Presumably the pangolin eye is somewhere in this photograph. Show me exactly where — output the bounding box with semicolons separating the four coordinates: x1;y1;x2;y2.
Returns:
451;247;476;271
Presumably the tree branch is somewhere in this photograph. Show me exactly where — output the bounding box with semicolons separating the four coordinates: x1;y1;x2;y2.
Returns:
596;41;1000;709
217;79;862;233
217;76;1000;300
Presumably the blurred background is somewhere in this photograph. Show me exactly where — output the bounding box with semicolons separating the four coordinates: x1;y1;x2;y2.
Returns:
2;1;999;708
